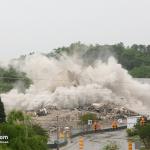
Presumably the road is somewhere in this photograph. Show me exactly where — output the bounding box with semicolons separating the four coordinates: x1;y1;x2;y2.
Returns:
60;130;128;150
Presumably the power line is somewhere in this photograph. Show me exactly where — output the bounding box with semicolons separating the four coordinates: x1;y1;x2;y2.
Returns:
0;76;148;85
0;77;27;80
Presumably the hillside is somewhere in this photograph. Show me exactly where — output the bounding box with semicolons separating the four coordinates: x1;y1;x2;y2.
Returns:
47;42;150;78
1;42;150;93
0;66;32;93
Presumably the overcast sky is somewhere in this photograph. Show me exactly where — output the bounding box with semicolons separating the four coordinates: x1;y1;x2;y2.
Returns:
0;0;150;61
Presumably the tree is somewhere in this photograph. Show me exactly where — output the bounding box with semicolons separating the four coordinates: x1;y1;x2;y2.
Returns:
80;113;97;124
126;128;137;137
0;110;48;150
135;121;150;149
47;42;150;78
130;66;150;78
0;67;32;93
7;110;25;124
0;97;6;123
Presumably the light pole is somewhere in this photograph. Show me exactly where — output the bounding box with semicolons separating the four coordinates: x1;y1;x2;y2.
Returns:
56;115;59;150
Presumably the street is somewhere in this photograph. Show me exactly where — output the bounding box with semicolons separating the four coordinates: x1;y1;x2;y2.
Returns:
60;130;128;150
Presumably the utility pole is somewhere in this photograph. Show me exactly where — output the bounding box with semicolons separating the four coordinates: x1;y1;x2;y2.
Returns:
70;126;72;143
56;115;59;150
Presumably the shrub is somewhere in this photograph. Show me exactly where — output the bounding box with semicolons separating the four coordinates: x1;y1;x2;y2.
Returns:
126;128;137;137
80;113;97;124
103;142;119;150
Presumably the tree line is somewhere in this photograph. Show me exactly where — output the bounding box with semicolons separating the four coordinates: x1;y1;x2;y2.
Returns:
47;42;150;78
0;66;32;93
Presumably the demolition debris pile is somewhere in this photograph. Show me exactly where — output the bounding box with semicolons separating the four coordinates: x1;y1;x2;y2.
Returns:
78;102;138;119
32;102;138;130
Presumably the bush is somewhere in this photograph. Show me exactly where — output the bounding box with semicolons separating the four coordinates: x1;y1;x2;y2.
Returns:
80;113;97;124
103;142;119;150
135;121;150;149
126;128;137;137
7;110;25;124
0;145;12;150
0;110;48;150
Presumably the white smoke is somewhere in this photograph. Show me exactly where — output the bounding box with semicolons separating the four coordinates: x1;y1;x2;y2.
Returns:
1;53;150;113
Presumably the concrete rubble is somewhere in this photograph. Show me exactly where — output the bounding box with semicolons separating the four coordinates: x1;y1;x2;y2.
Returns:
28;102;138;132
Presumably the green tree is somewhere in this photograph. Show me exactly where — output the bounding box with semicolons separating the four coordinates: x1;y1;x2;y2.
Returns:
7;110;25;124
0;110;48;150
47;42;150;78
130;66;150;78
126;128;137;137
135;121;150;149
0;145;12;150
0;97;6;123
80;113;97;124
0;67;32;93
32;124;48;137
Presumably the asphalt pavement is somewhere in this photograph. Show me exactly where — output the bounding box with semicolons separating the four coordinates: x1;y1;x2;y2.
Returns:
60;130;128;150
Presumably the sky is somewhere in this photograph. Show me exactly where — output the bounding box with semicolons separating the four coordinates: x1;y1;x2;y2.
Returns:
0;0;150;61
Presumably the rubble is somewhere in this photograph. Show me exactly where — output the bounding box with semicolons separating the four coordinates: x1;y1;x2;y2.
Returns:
30;102;139;131
77;102;139;119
